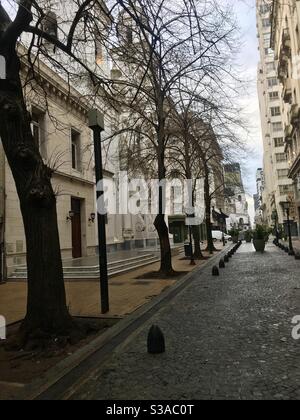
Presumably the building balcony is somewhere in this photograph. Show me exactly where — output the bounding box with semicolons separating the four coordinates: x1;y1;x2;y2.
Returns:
290;104;300;127
282;28;291;48
278;65;288;83
278;46;290;83
288;151;300;180
283;78;292;104
284;124;293;144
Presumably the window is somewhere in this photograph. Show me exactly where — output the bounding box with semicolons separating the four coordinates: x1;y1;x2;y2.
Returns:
272;122;283;132
279;185;294;195
268;78;278;88
263;33;271;46
269;91;279;100
262;18;271;28
31;110;45;154
95;39;103;65
265;48;271;55
270;107;281;117
274;137;284;147
278;169;289;179
260;4;271;14
276;153;287;163
266;62;275;72
71;129;81;171
42;11;58;39
126;27;133;44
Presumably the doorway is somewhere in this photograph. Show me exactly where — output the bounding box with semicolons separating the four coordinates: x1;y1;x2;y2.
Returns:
168;217;187;244
71;197;82;258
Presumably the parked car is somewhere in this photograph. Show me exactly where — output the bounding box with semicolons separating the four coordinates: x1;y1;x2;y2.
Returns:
212;230;232;242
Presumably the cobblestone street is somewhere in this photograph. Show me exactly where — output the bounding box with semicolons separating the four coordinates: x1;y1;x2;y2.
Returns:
70;243;300;400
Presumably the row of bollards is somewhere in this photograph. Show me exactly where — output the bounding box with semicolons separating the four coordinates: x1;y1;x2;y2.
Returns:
273;238;300;260
212;241;242;276
147;241;245;354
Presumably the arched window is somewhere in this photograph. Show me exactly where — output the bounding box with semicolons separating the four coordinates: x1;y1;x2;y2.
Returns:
42;11;58;39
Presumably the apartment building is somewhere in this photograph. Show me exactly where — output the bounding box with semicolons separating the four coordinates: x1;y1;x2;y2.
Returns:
257;0;296;232
270;0;300;236
254;168;264;223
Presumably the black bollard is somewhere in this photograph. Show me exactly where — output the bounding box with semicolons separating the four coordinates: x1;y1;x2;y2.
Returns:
148;325;166;354
219;259;225;269
212;266;220;276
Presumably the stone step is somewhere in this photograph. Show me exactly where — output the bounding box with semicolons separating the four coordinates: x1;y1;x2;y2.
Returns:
12;254;156;274
9;254;160;280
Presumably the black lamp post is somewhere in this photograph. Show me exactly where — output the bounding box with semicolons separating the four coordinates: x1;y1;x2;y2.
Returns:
283;201;294;256
188;224;196;266
88;110;109;314
271;209;279;242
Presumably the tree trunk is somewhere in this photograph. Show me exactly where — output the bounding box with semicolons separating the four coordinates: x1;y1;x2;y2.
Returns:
154;116;174;276
192;225;204;259
203;166;217;254
154;213;174;275
0;38;74;342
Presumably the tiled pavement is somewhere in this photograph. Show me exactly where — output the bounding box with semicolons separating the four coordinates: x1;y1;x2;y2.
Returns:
70;242;300;400
0;251;217;324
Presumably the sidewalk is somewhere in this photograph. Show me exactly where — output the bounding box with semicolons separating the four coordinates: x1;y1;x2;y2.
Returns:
0;245;222;325
66;242;300;400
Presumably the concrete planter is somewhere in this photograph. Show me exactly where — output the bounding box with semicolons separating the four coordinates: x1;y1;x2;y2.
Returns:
232;236;239;244
253;239;266;253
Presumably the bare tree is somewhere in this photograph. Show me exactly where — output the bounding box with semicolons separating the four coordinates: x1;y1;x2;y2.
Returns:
0;0;245;342
0;0;114;343
99;0;238;275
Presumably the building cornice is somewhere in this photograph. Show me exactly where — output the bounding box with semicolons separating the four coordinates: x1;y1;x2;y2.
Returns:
53;170;95;186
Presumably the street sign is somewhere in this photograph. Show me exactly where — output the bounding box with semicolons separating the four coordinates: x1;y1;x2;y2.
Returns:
0;315;6;340
0;55;6;79
186;217;202;226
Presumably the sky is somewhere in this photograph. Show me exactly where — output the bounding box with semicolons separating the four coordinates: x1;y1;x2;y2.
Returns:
235;0;264;189
227;0;264;222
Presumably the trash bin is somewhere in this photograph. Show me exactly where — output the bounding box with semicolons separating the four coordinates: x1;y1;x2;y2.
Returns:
184;243;192;257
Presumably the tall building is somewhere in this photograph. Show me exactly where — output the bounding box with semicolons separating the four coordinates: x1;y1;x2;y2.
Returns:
224;163;250;231
270;0;300;237
257;0;295;230
254;168;264;223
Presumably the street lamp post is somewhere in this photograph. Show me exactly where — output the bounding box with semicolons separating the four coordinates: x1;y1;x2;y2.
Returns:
283;201;294;256
88;110;109;314
188;225;196;266
271;210;279;243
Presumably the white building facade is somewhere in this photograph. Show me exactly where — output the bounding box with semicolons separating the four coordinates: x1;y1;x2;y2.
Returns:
257;0;296;231
270;0;300;237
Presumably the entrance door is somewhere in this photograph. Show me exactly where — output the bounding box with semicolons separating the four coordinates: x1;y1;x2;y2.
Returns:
172;225;182;243
71;198;82;258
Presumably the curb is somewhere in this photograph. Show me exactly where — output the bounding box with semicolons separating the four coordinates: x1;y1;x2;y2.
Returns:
18;246;230;400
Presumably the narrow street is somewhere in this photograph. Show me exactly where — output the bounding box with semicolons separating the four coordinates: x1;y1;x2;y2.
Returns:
69;243;300;400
